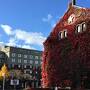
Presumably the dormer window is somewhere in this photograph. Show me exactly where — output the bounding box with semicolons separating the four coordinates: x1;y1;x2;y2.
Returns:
58;30;67;40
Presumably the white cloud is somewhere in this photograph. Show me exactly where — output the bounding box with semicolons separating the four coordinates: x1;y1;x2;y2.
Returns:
42;14;53;22
21;45;36;50
6;38;17;46
0;24;46;50
42;14;58;28
0;24;13;35
0;41;5;46
14;29;46;46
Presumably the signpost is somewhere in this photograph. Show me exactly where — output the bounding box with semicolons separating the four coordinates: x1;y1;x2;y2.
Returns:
10;79;19;90
2;73;5;90
10;79;19;85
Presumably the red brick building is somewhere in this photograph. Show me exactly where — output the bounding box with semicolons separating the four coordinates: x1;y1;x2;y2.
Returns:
42;1;90;89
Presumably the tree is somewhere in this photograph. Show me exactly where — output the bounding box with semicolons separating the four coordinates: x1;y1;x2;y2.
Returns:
0;64;9;80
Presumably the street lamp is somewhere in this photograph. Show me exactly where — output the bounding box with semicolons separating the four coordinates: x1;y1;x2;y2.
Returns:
2;73;5;90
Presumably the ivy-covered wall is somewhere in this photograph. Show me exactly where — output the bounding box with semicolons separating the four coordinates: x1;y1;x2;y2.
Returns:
41;5;90;88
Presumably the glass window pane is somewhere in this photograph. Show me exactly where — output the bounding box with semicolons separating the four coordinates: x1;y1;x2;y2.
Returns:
30;60;33;64
24;60;27;63
24;55;27;58
18;59;21;63
64;31;67;37
18;54;21;57
29;55;33;59
77;25;81;33
82;23;86;31
12;53;16;57
12;58;15;62
35;56;39;59
35;61;38;64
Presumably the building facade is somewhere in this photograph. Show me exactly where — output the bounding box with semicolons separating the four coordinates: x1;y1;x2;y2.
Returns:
42;1;90;89
0;46;42;88
1;46;42;69
0;51;7;68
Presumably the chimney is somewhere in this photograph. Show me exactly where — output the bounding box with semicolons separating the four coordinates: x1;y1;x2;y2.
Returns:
72;0;76;5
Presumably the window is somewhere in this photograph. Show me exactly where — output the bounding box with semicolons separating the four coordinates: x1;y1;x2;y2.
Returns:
77;25;81;33
29;55;33;59
24;70;26;73
0;54;3;58
12;53;16;57
26;70;30;74
24;65;26;68
82;23;86;31
40;56;42;60
24;55;27;58
35;56;39;59
64;30;67;37
24;60;27;63
30;65;32;68
18;59;21;63
18;54;21;57
61;32;63;38
30;60;33;64
58;30;67;40
18;65;21;68
12;58;15;63
58;32;63;40
35;71;37;74
40;61;42;65
76;22;87;33
11;64;14;68
30;70;32;74
35;61;38;64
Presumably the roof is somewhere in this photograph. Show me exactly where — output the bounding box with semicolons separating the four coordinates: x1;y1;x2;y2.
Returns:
44;3;90;45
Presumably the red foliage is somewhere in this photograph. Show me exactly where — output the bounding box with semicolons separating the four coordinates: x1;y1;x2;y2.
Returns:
41;5;90;88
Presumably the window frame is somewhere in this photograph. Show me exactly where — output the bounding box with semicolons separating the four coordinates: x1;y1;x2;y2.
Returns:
76;24;82;33
18;59;22;63
11;53;16;57
63;30;67;38
12;58;15;63
30;60;33;64
82;22;86;32
58;31;63;40
24;55;28;58
35;56;39;59
24;59;27;63
58;30;67;40
76;22;87;33
18;54;21;57
35;60;38;64
29;55;33;59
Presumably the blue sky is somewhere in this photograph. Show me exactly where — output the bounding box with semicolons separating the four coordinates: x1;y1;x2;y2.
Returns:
0;0;90;51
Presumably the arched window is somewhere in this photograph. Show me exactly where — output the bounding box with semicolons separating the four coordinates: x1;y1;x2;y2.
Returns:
64;30;67;37
76;22;87;34
76;24;81;33
82;22;86;32
58;31;63;40
58;30;67;40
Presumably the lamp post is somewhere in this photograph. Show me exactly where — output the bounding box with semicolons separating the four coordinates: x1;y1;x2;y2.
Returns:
2;73;5;90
